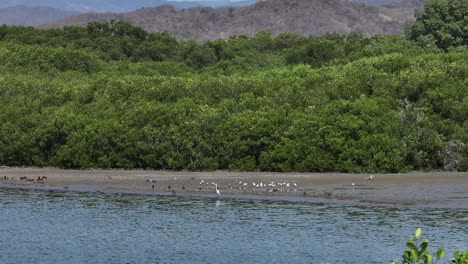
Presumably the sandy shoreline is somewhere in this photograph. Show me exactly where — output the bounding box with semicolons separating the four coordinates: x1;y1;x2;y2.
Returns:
1;167;467;208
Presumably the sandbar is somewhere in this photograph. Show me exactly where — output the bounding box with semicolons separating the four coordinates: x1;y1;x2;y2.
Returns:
0;167;467;208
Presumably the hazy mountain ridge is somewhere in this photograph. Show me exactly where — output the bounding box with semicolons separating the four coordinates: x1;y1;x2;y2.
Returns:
389;0;425;8
0;0;257;13
351;0;393;5
1;0;426;40
45;0;423;40
352;0;424;7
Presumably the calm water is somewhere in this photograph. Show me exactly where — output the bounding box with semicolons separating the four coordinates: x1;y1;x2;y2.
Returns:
0;188;467;264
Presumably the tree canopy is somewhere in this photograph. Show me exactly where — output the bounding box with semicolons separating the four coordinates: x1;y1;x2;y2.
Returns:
0;11;467;172
405;0;468;51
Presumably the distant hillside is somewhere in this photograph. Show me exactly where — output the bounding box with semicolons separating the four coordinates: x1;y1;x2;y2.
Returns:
0;0;257;13
351;0;424;7
351;0;393;5
47;0;419;40
0;5;76;26
389;0;425;8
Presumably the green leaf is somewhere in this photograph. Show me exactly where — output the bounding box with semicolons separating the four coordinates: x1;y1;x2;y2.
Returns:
410;249;419;261
436;248;445;259
406;242;417;252
403;251;411;261
415;227;422;239
422;253;432;264
418;238;429;254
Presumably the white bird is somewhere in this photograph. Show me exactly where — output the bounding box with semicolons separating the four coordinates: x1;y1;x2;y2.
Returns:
352;182;355;186
215;184;221;196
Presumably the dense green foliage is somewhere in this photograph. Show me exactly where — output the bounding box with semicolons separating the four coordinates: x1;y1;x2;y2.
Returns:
452;250;468;264
0;2;467;172
389;228;468;264
406;0;468;51
391;228;445;264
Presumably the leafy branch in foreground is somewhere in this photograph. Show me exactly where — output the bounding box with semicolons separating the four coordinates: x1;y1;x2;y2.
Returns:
309;228;467;264
391;228;445;264
391;228;468;264
451;250;468;264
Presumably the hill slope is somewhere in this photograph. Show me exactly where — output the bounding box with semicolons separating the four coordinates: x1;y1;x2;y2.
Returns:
47;0;417;40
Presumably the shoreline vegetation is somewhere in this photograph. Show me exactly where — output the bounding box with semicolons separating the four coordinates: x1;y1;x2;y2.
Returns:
1;168;467;209
0;0;467;174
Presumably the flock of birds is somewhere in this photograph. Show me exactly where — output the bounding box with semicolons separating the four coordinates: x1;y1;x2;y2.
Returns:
137;174;376;197
137;176;305;197
0;175;48;183
0;172;375;197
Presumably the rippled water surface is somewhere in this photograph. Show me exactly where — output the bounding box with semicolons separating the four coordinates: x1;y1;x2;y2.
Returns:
0;188;467;264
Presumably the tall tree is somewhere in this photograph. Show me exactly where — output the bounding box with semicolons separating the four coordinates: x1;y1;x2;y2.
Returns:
405;0;468;50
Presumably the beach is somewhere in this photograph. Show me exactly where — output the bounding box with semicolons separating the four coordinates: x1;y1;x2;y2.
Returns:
1;167;467;208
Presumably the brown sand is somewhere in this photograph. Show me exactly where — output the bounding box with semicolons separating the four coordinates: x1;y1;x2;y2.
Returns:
0;167;467;208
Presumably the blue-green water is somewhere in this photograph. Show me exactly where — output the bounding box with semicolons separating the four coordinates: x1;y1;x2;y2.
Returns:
0;188;467;264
